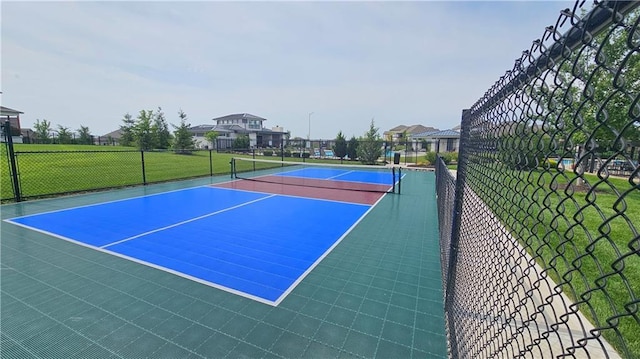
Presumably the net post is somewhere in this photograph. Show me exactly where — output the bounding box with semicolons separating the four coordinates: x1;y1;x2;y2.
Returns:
397;167;401;194
391;167;396;193
230;158;235;179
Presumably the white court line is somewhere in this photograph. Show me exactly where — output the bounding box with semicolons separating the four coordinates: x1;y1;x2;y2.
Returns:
326;170;355;180
100;194;276;249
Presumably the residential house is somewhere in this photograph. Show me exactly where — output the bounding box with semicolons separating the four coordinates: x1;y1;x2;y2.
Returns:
189;113;289;149
383;125;438;143
411;129;461;153
1;106;24;143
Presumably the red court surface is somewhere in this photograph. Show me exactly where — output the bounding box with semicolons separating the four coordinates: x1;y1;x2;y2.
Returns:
213;178;387;205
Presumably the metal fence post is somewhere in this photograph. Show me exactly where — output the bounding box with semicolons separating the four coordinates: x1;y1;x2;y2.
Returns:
444;109;471;359
209;149;213;176
140;150;147;185
4;121;21;202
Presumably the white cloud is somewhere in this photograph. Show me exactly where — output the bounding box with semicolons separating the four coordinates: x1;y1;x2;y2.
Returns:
1;0;575;139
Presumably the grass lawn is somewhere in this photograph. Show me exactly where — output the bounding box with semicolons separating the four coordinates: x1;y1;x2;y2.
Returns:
1;144;243;200
469;162;639;358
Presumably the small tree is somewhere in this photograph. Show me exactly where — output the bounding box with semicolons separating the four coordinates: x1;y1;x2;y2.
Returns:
347;136;359;160
205;130;219;149
77;125;92;145
119;113;135;147
172;109;195;153
33;119;52;144
233;134;250;150
152;107;172;149
357;119;383;165
134;109;155;150
57;125;73;144
333;131;347;160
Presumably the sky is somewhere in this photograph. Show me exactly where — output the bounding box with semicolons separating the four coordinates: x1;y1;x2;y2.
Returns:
1;1;576;140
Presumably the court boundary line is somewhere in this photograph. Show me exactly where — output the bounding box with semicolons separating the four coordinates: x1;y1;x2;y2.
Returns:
272;191;389;306
100;194;276;249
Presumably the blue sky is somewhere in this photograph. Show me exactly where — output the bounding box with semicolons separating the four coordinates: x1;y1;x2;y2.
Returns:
2;1;574;139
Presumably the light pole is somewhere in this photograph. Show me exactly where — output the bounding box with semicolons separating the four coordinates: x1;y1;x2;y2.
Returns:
308;112;313;141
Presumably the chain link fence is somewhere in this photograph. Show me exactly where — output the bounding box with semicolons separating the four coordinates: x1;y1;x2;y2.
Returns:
437;1;639;358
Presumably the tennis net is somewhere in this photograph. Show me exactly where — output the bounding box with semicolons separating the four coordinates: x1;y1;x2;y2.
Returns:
231;157;401;194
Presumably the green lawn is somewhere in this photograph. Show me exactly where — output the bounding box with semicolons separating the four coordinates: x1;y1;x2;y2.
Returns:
468;162;639;358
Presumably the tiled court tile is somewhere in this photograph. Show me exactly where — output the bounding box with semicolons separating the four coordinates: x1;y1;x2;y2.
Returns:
244;322;281;348
365;286;392;303
240;302;272;321
113;300;155;320
98;323;146;349
270;331;307;358
380;321;413;347
26;328;89;358
229;341;271;358
302;299;333;320
414;312;445;332
412;329;448;357
150;342;202;359
416;298;444;317
195;332;238;358
198;307;236;329
96;293;139;313
313;287;341;303
313;322;349;347
285;314;322;338
159;293;196;313
386;305;416;325
359;299;387;318
390;291;417;309
324;306;357;327
172;323;216;350
341;282;369;297
263;307;297;329
393;281;419;297
303;339;341;358
279;293;309;312
219;315;256;340
62;306;110;331
135;307;174;331
375;339;411;358
118;332;169;358
350;314;384;337
82;315;127;341
151;315;194;340
69;344;119;359
178;300;213;320
334;292;363;311
342;330;378;358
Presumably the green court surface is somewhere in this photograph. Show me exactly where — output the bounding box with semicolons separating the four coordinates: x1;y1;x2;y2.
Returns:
1;171;447;358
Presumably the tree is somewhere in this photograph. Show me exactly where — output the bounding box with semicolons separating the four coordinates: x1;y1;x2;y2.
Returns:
33;119;52;144
57;125;73;144
77;125;92;145
205;130;219;149
172;109;195;153
347;136;359;161
134;109;155;150
333;131;347;160
119;113;135;147
233;134;250;150
357;119;383;165
152;107;172;149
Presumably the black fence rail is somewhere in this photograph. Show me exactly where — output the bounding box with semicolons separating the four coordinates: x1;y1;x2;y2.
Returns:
437;1;639;358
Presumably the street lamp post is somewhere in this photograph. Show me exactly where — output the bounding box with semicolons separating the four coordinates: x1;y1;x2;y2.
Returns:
308;112;313;141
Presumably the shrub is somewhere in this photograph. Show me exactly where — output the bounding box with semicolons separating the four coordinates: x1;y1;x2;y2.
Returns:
283;150;292;157
263;150;273;156
424;151;437;165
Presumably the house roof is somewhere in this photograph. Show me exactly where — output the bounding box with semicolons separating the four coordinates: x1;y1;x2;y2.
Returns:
411;129;460;138
0;106;24;116
212;113;267;123
385;125;438;135
188;124;217;132
102;129;122;139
